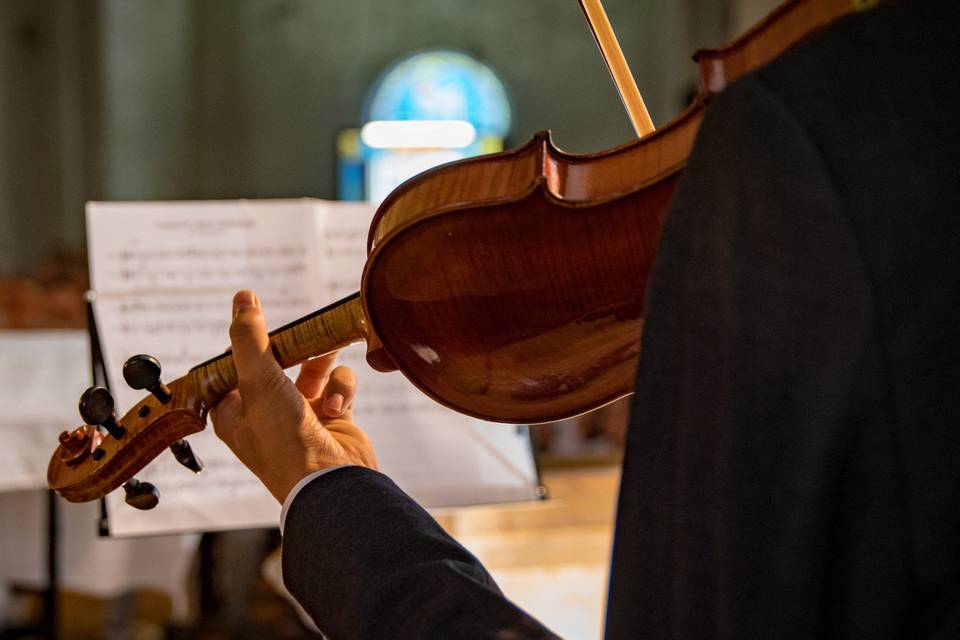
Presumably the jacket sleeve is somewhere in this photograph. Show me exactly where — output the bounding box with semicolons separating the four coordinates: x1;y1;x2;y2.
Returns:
281;465;558;639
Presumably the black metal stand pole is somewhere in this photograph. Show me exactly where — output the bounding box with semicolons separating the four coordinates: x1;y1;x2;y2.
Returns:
84;291;112;538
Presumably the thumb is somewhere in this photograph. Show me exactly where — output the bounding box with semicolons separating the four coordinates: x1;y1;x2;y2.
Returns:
229;290;284;394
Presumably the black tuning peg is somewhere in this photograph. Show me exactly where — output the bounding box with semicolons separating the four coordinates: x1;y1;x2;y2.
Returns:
123;478;160;510
170;439;204;473
123;354;172;404
79;386;126;440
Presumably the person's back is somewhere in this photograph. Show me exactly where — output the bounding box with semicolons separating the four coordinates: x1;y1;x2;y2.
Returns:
607;1;960;637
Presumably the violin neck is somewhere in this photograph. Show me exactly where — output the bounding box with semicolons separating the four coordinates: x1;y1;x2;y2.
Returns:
188;292;368;407
578;0;655;137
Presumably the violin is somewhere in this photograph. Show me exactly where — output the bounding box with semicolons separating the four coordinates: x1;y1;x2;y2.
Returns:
48;0;877;505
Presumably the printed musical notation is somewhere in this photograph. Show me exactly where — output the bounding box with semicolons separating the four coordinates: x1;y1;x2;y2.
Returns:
87;200;328;535
85;199;539;537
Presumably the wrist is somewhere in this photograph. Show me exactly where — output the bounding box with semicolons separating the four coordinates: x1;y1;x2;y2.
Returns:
262;468;314;504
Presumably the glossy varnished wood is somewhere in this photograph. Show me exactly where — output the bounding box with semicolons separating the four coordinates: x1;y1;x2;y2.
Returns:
578;0;654;137
364;155;678;423
367;116;702;253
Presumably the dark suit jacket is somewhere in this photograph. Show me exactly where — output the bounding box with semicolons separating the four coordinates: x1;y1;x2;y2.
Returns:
282;2;960;638
606;1;960;637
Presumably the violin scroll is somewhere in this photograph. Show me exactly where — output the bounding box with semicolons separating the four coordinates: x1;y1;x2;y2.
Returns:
48;355;208;504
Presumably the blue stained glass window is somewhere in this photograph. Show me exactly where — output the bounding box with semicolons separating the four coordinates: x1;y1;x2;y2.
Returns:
364;49;512;140
358;50;513;203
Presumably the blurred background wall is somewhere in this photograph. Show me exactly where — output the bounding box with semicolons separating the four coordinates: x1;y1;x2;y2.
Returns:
0;0;745;276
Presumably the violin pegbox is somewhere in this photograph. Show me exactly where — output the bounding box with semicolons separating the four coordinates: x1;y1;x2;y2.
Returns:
47;355;208;508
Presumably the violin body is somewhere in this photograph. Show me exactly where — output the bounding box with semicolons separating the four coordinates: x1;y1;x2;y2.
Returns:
47;0;875;502
362;115;701;422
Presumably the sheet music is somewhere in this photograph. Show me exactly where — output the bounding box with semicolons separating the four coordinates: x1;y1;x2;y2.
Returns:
88;200;321;372
87;200;539;537
87;200;322;535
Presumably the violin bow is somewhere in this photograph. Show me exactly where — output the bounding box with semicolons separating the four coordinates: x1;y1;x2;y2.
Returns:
578;0;655;138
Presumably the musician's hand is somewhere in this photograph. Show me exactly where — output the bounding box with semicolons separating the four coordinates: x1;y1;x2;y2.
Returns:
210;290;377;503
